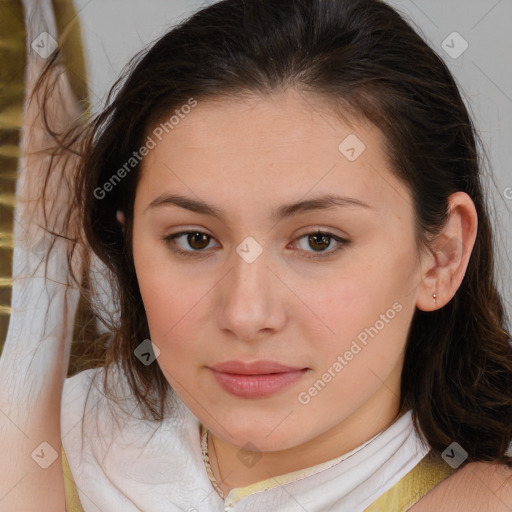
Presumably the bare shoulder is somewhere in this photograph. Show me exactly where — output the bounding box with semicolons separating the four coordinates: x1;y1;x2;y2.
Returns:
409;461;512;512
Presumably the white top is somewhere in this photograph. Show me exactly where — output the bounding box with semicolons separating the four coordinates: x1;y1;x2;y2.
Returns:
61;363;432;512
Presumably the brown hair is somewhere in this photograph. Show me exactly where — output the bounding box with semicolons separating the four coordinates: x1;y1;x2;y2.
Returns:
39;0;512;467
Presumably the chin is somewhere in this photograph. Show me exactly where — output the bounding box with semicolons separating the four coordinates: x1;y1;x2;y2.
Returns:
212;416;311;452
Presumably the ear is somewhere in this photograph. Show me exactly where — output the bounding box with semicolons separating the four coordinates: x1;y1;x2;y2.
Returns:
416;192;478;312
116;210;126;234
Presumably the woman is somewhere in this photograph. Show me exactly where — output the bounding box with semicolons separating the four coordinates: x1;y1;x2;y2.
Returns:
1;0;511;510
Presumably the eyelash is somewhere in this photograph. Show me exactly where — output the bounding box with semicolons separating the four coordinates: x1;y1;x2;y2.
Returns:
161;230;349;260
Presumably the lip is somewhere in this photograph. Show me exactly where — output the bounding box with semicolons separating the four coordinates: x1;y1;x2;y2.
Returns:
210;360;306;375
209;360;309;398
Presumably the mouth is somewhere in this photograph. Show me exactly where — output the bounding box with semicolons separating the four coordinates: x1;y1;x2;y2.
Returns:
208;360;309;398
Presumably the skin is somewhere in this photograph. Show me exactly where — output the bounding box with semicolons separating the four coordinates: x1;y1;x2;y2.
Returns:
410;461;512;511
127;88;482;497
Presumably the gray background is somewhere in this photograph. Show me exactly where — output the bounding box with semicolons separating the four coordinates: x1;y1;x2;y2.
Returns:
72;0;512;323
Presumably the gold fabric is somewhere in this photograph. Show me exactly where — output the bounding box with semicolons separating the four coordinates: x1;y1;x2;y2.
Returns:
0;0;25;345
363;450;457;511
62;446;84;512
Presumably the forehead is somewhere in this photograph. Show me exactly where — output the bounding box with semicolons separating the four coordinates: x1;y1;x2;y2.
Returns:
137;89;412;220
146;89;372;155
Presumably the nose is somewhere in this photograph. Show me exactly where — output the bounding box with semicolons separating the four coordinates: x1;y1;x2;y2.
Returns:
216;244;288;343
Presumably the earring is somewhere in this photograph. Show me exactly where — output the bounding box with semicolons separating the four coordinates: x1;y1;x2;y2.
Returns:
433;292;437;304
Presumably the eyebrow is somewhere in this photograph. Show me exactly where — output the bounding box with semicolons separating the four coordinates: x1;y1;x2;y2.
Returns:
145;192;371;223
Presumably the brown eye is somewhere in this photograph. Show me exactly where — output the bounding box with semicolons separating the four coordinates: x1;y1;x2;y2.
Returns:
162;230;219;257
308;233;331;251
186;232;210;250
162;229;349;260
292;230;349;259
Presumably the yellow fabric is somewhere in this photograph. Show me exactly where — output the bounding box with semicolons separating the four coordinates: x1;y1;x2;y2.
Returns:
62;446;84;512
364;450;457;511
220;450;456;509
0;0;25;344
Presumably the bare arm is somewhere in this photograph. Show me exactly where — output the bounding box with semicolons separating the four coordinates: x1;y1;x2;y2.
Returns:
0;1;85;510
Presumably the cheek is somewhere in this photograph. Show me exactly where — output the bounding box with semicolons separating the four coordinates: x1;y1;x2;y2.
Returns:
132;239;216;373
132;235;184;341
295;265;413;415
136;273;210;382
300;242;418;359
136;267;208;346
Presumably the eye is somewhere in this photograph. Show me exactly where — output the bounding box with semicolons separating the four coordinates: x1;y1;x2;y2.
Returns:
162;231;219;258
290;230;349;259
161;229;349;259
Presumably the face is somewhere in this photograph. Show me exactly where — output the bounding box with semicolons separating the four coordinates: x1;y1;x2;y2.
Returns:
132;89;425;452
